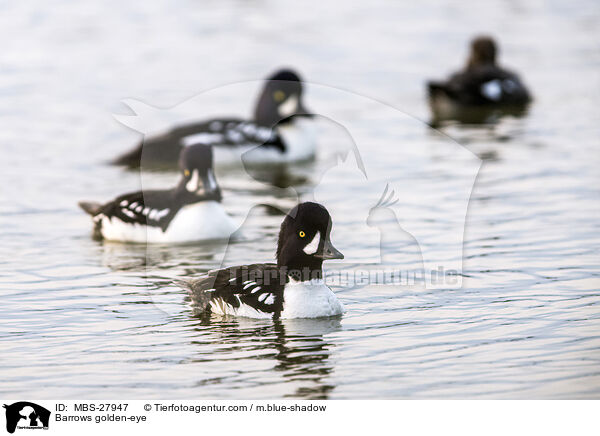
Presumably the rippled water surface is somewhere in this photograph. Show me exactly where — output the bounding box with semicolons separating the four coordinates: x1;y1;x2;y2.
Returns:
1;0;599;399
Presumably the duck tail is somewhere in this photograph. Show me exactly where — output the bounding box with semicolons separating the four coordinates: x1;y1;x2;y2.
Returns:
78;201;103;216
173;279;192;291
176;278;214;313
427;81;450;98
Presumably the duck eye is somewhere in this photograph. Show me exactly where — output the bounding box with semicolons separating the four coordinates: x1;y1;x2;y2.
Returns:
298;230;305;238
184;169;190;177
274;90;286;102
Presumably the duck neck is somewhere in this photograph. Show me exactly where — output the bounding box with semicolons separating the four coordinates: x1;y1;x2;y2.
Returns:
466;54;496;71
174;174;222;203
278;257;324;282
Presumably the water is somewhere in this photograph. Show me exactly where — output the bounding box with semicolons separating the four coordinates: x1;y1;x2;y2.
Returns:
1;0;600;399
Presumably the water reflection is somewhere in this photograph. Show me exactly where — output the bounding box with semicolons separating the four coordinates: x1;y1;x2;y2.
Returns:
187;314;342;399
98;239;230;274
426;108;532;163
429;102;531;129
242;162;311;189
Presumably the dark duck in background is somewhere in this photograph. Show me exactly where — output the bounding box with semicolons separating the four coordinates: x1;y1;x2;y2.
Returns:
182;202;345;319
427;35;532;125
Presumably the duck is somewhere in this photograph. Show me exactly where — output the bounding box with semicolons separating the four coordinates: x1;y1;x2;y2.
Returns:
113;68;316;168
181;202;345;319
79;144;237;243
427;35;531;122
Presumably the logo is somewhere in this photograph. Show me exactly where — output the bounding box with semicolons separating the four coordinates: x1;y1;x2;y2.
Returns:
3;402;50;434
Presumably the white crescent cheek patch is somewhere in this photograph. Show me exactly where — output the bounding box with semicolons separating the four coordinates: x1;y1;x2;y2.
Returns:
303;231;321;255
278;95;298;118
186;169;200;192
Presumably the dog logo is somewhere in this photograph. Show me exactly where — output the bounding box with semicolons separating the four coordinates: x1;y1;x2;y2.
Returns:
3;402;50;434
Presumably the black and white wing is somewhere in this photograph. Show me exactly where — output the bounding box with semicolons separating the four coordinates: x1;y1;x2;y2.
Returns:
178;119;285;151
184;263;286;317
113;117;285;167
97;189;178;232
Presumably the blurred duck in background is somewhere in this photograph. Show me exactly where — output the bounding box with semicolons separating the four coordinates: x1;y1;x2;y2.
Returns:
113;68;315;168
80;144;237;243
427;35;532;125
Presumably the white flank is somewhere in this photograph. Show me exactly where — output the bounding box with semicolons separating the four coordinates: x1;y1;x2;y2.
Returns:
100;201;237;243
280;278;345;319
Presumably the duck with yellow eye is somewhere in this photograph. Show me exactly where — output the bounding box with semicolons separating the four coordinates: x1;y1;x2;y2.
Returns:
184;202;345;319
79;144;238;243
113;68;316;168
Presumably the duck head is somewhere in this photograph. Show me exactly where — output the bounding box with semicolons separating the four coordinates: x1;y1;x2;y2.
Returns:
254;68;311;127
467;35;498;70
178;144;221;200
276;202;343;281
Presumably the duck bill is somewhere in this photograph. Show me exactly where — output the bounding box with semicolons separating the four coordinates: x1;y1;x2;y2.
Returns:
315;238;344;260
200;168;222;200
201;168;217;192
